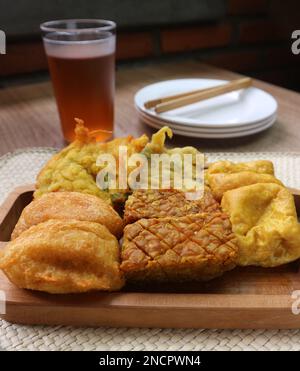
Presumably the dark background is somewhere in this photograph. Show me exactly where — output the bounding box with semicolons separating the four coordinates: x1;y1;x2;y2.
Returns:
0;0;299;90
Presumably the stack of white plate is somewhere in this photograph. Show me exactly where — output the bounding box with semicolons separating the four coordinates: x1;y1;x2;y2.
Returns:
134;79;277;138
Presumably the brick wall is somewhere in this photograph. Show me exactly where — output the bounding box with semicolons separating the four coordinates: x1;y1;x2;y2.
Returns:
1;0;299;90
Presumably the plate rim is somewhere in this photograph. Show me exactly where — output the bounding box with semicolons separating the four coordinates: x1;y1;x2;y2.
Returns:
141;115;276;138
137;107;277;133
135;78;278;128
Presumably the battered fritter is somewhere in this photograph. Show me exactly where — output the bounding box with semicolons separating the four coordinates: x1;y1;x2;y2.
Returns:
11;191;124;240
206;160;283;201
124;187;220;224
34;122;203;208
0;219;124;293
221;183;300;267
34;119;149;204
121;212;238;282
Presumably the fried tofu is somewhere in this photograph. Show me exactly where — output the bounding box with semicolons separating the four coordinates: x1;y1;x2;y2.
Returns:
121;212;238;282
221;183;300;267
206;160;283;201
124;188;220;225
11;191;124;240
208;160;275;175
0;220;124;293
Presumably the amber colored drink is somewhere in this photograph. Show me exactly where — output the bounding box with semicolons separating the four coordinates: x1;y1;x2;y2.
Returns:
41;20;116;142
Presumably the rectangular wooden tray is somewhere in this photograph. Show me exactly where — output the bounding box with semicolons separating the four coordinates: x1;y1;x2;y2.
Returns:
1;185;300;329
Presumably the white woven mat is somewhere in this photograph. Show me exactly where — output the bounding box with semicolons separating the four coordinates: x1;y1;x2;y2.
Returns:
1;148;300;351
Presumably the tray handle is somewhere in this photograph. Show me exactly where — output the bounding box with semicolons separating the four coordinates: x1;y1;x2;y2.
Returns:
0;184;35;243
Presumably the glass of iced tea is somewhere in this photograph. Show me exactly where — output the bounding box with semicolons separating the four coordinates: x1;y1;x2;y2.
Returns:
41;19;116;142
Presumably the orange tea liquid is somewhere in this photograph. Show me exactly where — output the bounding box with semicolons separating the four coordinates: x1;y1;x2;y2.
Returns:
45;38;115;142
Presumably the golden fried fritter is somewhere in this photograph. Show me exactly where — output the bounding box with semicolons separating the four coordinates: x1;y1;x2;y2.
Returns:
121;212;238;282
208;160;275;175
124;188;220;225
34;119;149;204
142;126;201;159
206;160;282;201
141;126;205;192
11;192;124;240
35;122;204;209
221;183;300;267
0;220;124;293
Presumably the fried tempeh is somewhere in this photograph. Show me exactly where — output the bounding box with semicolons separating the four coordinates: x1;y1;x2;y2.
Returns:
121;212;238;282
124;188;220;225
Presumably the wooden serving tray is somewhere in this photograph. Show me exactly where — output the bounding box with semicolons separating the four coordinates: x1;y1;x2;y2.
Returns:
0;185;300;329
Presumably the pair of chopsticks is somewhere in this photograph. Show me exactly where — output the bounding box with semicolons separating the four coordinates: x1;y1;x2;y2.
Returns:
144;77;252;113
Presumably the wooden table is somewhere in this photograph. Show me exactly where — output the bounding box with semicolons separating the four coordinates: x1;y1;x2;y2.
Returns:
0;61;299;156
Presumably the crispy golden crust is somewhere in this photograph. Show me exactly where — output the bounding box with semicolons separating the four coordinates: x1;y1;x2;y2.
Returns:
0;220;124;293
208;172;282;201
208;160;275;175
34;120;149;204
221;183;300;267
121;212;238;282
206;160;282;201
11;192;124;240
124;188;220;225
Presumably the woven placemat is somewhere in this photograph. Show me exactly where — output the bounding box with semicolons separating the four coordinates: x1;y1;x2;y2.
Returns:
1;148;300;351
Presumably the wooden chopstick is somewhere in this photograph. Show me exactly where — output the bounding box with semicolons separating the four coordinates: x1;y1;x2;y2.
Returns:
144;86;214;109
149;77;252;114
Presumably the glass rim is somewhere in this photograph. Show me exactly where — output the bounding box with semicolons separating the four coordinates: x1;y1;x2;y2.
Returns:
40;19;116;33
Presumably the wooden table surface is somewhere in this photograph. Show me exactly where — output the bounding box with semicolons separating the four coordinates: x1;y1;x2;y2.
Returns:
0;60;299;156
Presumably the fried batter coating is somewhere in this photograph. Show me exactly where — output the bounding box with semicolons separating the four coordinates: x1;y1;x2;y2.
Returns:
11;192;124;240
221;183;300;267
208;160;275;175
34;119;149;204
0;220;124;293
121;212;238;282
35;122;203;208
141;126;205;192
124;188;220;224
206;160;282;201
142;126;202;159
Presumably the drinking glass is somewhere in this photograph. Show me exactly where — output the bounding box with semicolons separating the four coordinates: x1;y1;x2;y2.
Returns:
41;19;116;142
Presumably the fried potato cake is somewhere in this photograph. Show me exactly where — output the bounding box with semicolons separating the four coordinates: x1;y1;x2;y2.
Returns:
121;212;238;282
11;192;124;240
0;220;124;293
221;183;300;267
124;188;220;225
206;160;282;201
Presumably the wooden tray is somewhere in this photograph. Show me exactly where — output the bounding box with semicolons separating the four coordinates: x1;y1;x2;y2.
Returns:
0;185;300;329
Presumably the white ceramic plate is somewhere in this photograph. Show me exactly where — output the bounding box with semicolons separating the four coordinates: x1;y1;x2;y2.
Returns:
137;108;277;134
141;115;276;138
135;79;278;128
